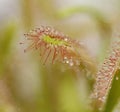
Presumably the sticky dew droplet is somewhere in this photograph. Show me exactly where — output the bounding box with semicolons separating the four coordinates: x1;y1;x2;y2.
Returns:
64;38;68;42
66;60;69;64
63;56;67;60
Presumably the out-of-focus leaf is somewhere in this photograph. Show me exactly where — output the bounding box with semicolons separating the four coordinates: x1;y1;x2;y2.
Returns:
58;6;112;61
103;69;120;112
58;74;91;112
58;6;111;35
37;0;57;20
0;23;17;75
21;0;33;29
58;6;111;34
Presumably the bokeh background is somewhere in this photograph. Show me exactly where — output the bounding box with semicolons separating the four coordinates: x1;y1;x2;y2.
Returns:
0;0;120;112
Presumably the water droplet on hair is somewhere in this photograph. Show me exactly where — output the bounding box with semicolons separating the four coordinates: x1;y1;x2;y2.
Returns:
64;38;68;41
64;56;67;60
66;60;69;64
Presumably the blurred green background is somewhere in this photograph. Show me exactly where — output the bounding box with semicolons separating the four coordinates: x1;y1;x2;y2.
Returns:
0;0;120;112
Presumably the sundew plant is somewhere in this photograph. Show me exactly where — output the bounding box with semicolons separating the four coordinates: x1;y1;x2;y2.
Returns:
23;26;96;69
23;25;120;112
0;1;120;112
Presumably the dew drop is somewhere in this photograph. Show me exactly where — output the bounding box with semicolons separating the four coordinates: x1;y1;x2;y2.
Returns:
64;56;67;60
66;60;69;64
64;38;68;41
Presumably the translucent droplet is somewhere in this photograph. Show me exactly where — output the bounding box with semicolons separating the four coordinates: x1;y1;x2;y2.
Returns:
116;76;119;80
66;60;69;64
64;38;68;41
64;56;67;60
